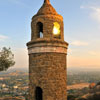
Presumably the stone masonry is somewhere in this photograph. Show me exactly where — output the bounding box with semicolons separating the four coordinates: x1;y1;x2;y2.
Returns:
27;0;68;100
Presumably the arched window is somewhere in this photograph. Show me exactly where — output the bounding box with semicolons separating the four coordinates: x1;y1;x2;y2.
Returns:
53;22;61;39
37;22;43;38
35;87;43;100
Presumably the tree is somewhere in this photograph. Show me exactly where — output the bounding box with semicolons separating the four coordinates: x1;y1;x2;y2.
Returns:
67;94;76;100
0;47;15;71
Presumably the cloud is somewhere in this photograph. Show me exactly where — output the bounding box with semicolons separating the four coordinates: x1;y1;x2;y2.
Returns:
0;35;8;41
89;7;100;23
71;40;89;46
89;51;97;55
81;6;100;23
88;51;100;56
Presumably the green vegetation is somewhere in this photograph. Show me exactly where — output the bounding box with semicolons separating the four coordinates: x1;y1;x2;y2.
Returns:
0;47;15;71
67;70;100;100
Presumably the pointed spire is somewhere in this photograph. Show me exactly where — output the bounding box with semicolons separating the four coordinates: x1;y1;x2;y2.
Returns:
44;0;50;4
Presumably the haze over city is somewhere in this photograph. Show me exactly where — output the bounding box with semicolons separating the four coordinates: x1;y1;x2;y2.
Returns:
0;0;100;69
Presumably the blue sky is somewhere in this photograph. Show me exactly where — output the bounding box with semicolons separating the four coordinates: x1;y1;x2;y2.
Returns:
0;0;100;69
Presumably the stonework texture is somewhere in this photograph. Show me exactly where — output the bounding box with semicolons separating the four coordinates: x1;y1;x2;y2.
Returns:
31;15;64;40
27;0;68;100
29;53;67;100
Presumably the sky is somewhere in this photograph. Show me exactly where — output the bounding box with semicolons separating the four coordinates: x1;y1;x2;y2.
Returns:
0;0;100;69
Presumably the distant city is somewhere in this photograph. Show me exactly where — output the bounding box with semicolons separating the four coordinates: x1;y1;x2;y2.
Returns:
0;69;28;100
0;67;100;99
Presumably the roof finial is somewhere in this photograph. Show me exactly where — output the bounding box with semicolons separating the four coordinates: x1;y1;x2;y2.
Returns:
44;0;50;4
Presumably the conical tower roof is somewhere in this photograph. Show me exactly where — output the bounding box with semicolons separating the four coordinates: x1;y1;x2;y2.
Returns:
37;0;58;15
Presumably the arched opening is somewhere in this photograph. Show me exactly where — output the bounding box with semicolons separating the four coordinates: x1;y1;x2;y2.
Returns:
35;87;43;100
53;22;61;39
37;22;43;38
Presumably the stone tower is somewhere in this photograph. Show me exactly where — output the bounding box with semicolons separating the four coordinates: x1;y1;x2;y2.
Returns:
27;0;68;100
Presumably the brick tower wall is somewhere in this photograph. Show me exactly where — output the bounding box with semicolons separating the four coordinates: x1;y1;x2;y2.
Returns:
31;15;64;40
27;0;68;100
29;53;67;100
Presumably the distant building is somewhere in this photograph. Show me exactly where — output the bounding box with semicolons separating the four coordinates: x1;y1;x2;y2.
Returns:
89;83;96;89
13;86;18;89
